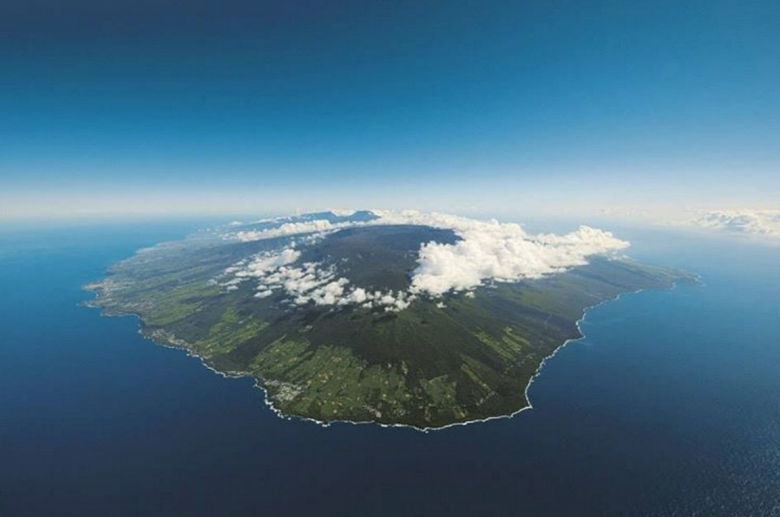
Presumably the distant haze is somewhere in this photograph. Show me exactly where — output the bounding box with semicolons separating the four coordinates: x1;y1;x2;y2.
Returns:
1;0;778;220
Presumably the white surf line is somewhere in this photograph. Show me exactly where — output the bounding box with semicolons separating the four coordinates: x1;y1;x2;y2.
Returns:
82;279;695;433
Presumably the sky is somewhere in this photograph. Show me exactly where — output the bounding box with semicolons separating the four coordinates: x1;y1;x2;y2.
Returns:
1;0;778;221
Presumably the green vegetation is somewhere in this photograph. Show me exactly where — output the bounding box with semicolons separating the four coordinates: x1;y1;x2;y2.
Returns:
86;225;696;429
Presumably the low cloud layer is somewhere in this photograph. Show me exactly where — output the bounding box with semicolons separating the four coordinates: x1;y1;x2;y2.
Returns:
689;210;780;240
235;220;351;242
227;251;415;311
223;210;630;310
411;223;629;295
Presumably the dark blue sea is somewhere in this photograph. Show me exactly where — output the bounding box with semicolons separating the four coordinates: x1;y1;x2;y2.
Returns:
1;220;779;517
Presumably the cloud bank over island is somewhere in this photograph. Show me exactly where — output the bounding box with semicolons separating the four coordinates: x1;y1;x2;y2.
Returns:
222;210;630;310
410;221;629;295
687;210;780;240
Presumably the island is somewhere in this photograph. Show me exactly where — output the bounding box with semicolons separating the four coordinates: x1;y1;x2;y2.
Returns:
86;210;696;429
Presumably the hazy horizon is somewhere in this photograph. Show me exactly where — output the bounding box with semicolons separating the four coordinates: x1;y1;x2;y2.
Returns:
2;0;778;221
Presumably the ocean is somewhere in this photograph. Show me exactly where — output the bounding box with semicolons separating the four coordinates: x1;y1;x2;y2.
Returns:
1;220;778;516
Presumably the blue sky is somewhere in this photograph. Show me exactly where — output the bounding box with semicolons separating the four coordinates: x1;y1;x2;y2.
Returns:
1;0;778;220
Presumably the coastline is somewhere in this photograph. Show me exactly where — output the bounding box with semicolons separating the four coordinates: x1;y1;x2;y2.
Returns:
83;278;694;433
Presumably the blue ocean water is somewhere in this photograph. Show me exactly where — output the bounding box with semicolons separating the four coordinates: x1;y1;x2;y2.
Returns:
1;221;779;517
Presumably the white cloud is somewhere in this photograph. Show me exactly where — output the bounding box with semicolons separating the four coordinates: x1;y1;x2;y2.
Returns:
235;220;358;242
404;215;629;295
228;250;414;312
328;208;357;217
688;210;780;239
224;210;631;309
236;249;301;277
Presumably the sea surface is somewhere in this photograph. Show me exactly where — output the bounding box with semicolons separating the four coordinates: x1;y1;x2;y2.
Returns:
1;220;779;517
